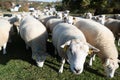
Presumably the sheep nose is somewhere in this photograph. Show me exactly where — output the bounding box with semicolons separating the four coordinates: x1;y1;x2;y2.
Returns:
74;68;80;73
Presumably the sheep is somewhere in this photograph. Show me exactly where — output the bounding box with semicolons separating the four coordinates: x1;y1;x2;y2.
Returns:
45;18;64;33
94;15;106;25
104;18;120;46
38;14;57;26
45;16;74;33
0;19;13;54
45;15;76;34
52;23;99;74
74;18;120;78
64;16;74;24
56;11;63;19
84;12;106;25
84;12;93;19
104;18;120;40
19;15;48;67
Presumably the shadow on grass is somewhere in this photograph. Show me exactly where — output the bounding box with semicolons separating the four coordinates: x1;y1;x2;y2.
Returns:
0;33;63;72
45;60;59;72
46;41;70;72
0;34;36;66
84;63;105;78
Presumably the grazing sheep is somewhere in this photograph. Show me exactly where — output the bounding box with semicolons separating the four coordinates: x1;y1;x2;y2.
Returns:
0;19;13;54
52;23;99;74
104;18;120;46
104;18;120;40
45;18;64;33
74;18;120;78
19;15;48;67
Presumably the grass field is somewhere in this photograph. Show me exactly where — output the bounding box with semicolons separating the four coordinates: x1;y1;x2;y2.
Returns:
0;32;120;80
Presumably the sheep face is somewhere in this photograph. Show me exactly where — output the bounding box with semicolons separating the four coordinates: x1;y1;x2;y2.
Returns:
103;58;119;78
32;53;47;67
64;16;74;24
61;39;89;74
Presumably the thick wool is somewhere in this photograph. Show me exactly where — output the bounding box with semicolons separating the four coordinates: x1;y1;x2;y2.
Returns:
74;18;118;62
19;15;48;62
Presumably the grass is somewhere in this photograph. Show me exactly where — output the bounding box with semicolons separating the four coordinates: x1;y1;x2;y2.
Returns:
0;34;120;80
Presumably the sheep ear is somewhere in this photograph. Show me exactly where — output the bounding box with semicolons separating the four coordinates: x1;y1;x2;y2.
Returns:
87;43;100;52
61;40;71;52
61;40;71;48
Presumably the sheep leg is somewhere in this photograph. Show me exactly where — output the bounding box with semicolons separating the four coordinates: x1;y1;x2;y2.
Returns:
59;58;65;73
89;57;93;66
92;54;96;61
3;43;7;54
89;54;96;66
16;26;19;34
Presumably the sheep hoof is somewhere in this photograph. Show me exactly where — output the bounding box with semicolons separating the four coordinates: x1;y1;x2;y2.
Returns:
59;68;63;73
89;63;92;66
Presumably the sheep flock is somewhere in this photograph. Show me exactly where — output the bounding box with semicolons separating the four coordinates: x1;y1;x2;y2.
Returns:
0;7;120;78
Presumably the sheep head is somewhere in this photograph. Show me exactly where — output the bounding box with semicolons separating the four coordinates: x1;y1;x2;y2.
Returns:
61;39;99;74
103;58;119;78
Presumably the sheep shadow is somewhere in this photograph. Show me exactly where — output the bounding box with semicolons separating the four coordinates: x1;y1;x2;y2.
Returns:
46;40;69;72
84;63;105;77
0;34;36;66
0;33;63;72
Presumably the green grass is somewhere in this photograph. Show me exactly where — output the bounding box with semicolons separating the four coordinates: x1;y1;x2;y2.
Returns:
0;34;120;80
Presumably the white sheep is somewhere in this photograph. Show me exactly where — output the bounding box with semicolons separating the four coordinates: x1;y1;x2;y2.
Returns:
94;15;106;25
0;19;13;54
56;11;63;19
19;15;48;67
104;18;120;46
45;18;64;33
64;16;74;24
84;12;93;19
38;14;57;26
45;16;75;33
52;23;99;74
74;18;120;78
104;18;120;40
